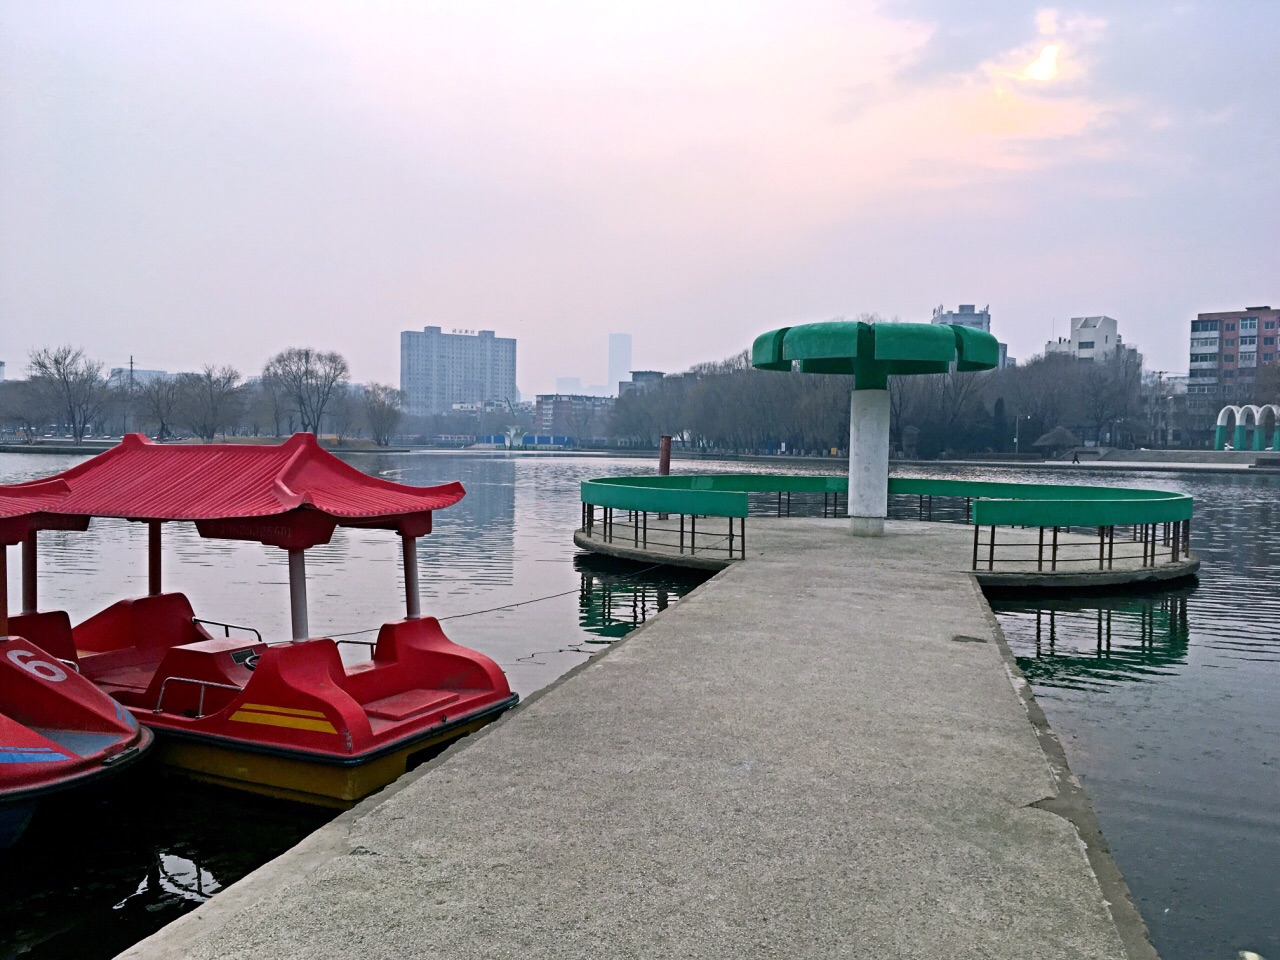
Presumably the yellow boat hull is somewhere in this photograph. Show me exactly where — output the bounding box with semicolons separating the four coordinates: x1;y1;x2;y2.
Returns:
156;713;498;808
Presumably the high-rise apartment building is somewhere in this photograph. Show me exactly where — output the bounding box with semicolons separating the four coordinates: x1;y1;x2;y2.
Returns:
608;334;632;396
400;327;517;417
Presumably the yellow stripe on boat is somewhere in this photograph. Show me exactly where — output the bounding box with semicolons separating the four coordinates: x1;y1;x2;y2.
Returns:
237;703;328;718
228;710;338;734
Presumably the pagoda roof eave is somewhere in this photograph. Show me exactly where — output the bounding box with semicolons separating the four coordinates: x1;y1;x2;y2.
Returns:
0;434;464;546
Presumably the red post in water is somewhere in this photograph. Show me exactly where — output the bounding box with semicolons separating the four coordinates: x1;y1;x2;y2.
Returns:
659;435;672;476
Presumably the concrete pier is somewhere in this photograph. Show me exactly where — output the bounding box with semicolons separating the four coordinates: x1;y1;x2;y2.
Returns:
121;519;1154;960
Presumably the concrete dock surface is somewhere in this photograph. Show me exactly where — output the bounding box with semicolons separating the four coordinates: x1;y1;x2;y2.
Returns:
122;519;1153;960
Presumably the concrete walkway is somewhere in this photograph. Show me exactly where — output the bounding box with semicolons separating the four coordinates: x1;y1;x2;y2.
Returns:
121;520;1154;960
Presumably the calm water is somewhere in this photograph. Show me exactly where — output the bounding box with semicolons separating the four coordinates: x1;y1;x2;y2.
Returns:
2;452;1277;960
974;467;1280;960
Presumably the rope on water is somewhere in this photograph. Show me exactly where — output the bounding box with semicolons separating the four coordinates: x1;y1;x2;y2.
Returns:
322;560;673;636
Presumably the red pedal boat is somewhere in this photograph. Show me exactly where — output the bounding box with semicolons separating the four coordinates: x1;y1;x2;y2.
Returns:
0;434;518;807
0;635;152;849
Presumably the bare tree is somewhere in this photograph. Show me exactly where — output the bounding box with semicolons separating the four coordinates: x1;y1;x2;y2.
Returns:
0;380;53;443
326;383;361;443
363;383;405;446
27;345;110;443
136;374;182;439
261;348;350;434
176;365;243;441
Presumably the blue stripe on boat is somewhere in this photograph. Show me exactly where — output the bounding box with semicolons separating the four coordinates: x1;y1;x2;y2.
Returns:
0;748;71;763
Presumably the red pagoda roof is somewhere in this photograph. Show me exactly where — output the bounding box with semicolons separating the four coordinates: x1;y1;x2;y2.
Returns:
0;434;464;547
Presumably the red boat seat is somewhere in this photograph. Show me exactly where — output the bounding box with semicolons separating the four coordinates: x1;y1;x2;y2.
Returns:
341;618;502;707
363;690;459;722
74;593;211;654
73;594;217;707
6;611;78;665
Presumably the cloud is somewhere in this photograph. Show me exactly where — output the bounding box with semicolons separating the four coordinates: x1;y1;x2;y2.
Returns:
5;1;1240;388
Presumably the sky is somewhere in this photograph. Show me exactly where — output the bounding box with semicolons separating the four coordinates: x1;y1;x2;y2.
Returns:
2;1;1277;395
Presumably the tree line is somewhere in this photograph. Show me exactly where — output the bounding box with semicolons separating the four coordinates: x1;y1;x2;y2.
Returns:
0;346;406;446
609;345;1152;458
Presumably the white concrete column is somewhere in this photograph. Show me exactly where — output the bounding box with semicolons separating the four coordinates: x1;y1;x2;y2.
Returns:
402;534;421;620
288;549;310;640
848;388;890;536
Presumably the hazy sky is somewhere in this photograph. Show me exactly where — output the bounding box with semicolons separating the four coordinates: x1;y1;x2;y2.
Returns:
2;1;1277;395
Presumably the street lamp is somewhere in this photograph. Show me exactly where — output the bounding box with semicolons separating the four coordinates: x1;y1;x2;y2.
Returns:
1013;414;1032;454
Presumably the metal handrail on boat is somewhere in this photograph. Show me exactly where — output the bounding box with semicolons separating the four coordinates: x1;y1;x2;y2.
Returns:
333;638;377;650
154;676;243;718
192;617;263;644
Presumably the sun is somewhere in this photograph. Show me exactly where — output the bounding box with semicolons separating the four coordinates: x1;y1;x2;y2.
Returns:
1024;44;1062;82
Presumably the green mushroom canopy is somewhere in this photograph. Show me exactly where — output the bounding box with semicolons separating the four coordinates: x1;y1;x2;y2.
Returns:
751;321;1000;390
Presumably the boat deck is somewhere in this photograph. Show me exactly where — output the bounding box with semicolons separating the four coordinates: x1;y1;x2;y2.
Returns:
120;519;1153;960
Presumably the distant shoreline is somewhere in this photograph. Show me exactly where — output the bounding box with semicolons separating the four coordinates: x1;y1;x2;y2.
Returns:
2;442;1271;476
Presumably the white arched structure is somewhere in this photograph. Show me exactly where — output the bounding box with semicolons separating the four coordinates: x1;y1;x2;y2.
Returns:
1215;404;1280;450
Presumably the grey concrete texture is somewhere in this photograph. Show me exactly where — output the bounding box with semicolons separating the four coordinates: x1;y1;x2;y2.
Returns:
121;520;1151;960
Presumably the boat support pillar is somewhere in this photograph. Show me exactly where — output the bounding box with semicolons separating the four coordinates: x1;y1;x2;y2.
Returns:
21;530;37;614
148;520;163;596
288;549;309;640
0;543;8;635
402;535;421;620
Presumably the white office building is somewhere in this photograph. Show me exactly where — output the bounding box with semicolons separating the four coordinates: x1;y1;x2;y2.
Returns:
1045;316;1122;361
400;327;518;417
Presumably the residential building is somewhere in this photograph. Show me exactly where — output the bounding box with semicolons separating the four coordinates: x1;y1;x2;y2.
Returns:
400;327;517;417
1185;305;1280;444
534;394;615;436
608;334;632;396
1044;316;1137;362
929;304;1014;368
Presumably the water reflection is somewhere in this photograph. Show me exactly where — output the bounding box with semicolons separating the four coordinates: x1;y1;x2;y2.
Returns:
993;589;1193;690
0;771;331;960
575;554;707;642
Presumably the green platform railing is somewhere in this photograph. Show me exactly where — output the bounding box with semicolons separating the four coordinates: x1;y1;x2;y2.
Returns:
578;475;1195;571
